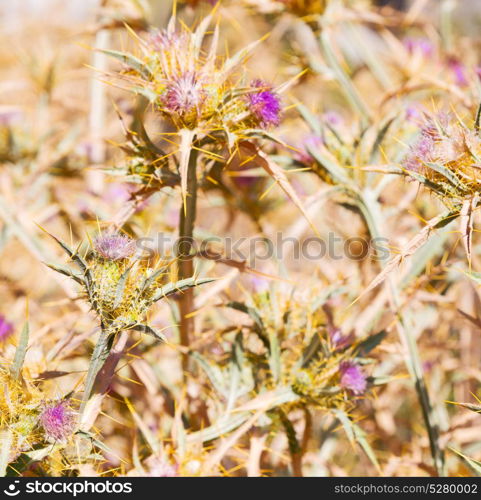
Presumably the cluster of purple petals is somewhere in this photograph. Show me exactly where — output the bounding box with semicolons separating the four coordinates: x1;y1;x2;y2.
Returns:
39;400;76;442
163;72;205;116
403;132;435;173
94;233;136;261
339;361;367;395
247;79;281;129
328;325;353;350
403;114;451;173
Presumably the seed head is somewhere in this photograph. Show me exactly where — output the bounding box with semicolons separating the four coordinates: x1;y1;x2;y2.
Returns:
339;361;367;395
94;233;136;261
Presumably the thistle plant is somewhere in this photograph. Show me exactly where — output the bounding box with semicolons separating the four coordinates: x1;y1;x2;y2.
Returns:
102;11;302;360
396;110;481;265
45;230;214;408
0;321;78;476
6;0;481;479
403;112;481;202
189;283;383;475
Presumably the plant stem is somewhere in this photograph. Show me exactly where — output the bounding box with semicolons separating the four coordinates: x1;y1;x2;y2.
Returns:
80;325;113;414
393;305;445;475
177;145;198;371
278;409;303;477
358;191;445;475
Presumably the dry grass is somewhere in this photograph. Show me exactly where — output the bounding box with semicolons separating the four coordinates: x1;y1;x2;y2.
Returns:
0;0;481;477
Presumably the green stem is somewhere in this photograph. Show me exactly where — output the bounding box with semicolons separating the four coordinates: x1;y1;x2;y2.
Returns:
80;325;113;414
177;145;198;371
278;409;303;477
399;309;445;475
358;192;445;475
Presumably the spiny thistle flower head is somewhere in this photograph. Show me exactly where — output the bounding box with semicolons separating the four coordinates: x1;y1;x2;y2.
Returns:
0;315;13;342
94;232;136;261
246;79;281;129
148;29;186;51
232;286;378;411
90;239;166;330
163;71;207;120
47;231;213;337
39;400;76;443
111;16;284;136
402;111;481;200
339;361;367;395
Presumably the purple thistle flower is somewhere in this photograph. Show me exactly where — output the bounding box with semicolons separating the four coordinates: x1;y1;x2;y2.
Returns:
39;400;76;442
423;360;434;373
163;72;206;118
328;325;353;350
403;132;435;173
446;57;468;87
403;37;434;58
403;112;456;174
0;315;13;342
339;361;367;395
94;233;136;261
246;79;281;129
